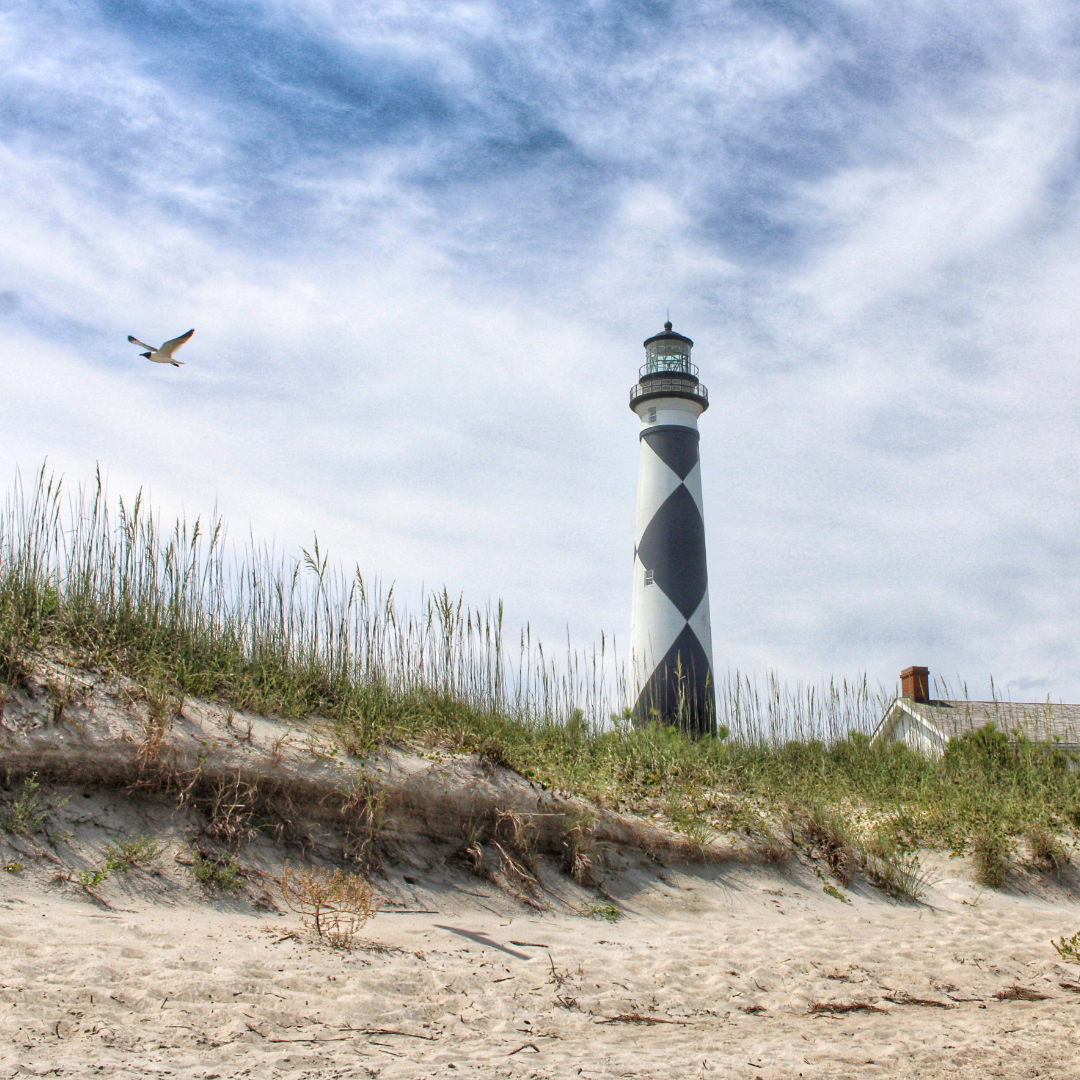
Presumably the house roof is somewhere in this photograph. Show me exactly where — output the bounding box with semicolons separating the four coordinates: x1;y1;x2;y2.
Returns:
873;698;1080;746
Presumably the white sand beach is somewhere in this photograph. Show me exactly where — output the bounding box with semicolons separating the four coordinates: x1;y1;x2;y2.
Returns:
3;663;1080;1079
3;833;1080;1079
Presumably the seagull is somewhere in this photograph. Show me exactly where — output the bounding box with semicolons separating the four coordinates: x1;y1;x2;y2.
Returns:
127;328;194;367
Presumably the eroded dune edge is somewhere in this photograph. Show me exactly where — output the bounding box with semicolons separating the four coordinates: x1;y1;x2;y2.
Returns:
3;655;1080;1079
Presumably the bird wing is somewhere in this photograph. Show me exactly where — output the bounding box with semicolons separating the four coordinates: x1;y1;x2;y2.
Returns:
127;335;157;351
157;329;194;357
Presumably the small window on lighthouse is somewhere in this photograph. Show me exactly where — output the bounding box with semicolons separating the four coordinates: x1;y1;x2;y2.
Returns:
644;569;655;587
647;407;657;424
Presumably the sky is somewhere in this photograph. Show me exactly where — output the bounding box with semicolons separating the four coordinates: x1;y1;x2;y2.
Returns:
3;0;1080;704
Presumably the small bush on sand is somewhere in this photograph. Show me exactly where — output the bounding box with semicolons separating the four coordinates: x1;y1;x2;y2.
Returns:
0;773;49;835
190;852;244;891
279;864;379;945
103;835;166;873
1053;930;1080;962
77;868;108;890
972;828;1012;888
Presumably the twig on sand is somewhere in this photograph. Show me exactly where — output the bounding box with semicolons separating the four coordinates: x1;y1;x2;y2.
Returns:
509;940;550;948
339;1026;437;1041
994;985;1049;1001
884;991;953;1009
595;1013;687;1026
808;1001;885;1016
509;1043;540;1055
245;1024;351;1044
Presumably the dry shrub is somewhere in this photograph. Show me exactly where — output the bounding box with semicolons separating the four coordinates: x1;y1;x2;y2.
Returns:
560;810;596;884
280;864;380;946
759;828;793;865
453;818;487;875
450;808;541;902
343;785;385;871
1025;827;1070;872
131;681;183;780
201;772;258;843
490;808;538;890
800;806;856;886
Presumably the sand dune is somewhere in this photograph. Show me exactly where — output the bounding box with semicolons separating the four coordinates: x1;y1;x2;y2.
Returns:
3;661;1080;1078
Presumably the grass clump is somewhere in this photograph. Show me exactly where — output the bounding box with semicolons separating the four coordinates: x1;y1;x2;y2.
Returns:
581;901;621;922
800;805;855;885
189;852;243;891
859;834;932;902
972;828;1012;888
1025;827;1070;872
560;810;596;885
0;774;63;836
103;835;167;873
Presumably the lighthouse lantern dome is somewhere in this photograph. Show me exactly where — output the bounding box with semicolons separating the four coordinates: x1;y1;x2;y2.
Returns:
629;320;708;411
642;321;697;377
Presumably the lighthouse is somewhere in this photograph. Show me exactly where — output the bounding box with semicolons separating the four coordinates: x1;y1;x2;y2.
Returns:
628;321;715;734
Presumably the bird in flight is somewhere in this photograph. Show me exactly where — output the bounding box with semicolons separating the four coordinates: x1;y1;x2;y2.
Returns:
127;328;194;367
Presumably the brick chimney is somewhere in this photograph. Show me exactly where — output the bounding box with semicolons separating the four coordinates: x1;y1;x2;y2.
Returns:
900;665;930;704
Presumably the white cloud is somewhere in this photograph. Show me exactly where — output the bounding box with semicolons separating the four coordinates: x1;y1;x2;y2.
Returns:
5;0;1080;707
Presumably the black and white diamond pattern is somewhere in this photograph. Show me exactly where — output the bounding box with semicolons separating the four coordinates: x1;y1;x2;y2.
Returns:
630;425;714;733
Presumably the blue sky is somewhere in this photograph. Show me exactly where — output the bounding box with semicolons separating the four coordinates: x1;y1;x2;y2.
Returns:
4;0;1080;701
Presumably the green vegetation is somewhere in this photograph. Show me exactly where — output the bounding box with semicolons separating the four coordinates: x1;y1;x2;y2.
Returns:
76;868;108;890
103;835;167;873
0;773;53;835
581;901;622;922
189;852;244;891
971;827;1012;888
1053;930;1080;962
1;466;1078;888
821;882;851;904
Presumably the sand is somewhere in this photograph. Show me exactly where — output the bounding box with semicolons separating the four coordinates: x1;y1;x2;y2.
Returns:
3;660;1080;1078
3;838;1080;1079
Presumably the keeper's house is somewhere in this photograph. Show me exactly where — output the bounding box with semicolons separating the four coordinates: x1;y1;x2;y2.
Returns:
870;666;1080;759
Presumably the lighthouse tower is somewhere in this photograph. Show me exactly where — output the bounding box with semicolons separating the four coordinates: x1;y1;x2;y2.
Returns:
628;321;715;734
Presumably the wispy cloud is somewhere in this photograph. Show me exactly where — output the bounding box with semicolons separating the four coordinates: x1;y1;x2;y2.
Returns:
4;0;1080;701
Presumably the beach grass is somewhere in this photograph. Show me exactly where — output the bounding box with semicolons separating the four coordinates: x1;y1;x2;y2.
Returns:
2;465;1079;867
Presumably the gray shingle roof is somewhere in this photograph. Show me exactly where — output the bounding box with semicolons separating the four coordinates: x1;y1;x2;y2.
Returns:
877;699;1080;745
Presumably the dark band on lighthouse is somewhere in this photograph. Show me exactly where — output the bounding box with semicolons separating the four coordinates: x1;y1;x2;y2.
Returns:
628;322;715;735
